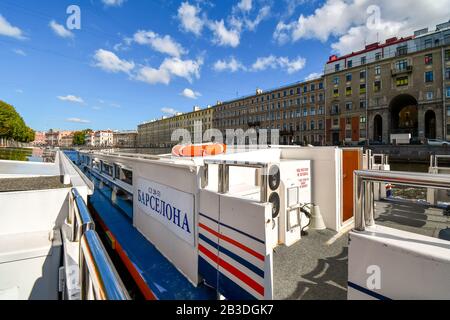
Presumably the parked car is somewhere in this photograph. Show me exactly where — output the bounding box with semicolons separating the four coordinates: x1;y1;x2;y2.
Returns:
427;139;450;147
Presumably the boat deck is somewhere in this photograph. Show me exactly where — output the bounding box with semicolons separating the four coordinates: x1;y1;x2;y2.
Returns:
0;176;69;192
272;199;449;300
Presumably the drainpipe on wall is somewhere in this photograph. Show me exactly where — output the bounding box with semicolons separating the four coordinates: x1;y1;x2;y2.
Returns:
366;64;369;147
442;46;447;140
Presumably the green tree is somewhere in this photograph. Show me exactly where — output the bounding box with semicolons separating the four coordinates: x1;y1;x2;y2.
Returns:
73;131;86;145
0;100;35;142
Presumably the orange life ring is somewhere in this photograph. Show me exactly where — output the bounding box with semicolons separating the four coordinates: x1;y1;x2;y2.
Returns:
172;143;227;157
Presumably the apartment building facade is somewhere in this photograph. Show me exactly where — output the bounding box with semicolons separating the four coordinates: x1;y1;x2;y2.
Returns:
324;21;450;145
137;106;214;147
113;130;137;148
213;79;326;145
44;130;74;147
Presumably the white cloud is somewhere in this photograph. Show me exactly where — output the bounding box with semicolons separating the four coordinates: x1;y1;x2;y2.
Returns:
135;57;203;85
177;2;204;36
160;57;203;82
181;88;201;99
66;118;91;124
58;95;84;104
102;0;126;7
93;49;135;73
49;20;73;38
213;57;246;72
245;6;270;31
273;0;450;55
251;55;306;74
133;30;186;57
0;14;25;39
304;72;322;81
161;107;180;116
237;0;253;12
213;55;306;74
16;89;23;94
209;20;240;47
13;49;26;56
135;66;171;85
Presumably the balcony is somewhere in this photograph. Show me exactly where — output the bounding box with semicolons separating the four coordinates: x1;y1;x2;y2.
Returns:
247;120;261;127
280;129;295;136
330;108;340;115
391;65;413;76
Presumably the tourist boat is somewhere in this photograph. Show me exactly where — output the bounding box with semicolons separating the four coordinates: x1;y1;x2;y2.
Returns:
0;146;449;300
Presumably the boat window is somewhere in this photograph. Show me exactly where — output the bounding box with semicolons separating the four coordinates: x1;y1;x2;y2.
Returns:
102;162;113;176
118;168;133;185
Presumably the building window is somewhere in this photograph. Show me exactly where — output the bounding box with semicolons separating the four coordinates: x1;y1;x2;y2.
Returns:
319;82;323;89
360;83;366;94
333;88;339;98
318;106;324;115
335;64;340;72
447;105;450;116
310;120;315;130
346;102;353;111
424;39;432;48
446;50;450;61
310;107;316;116
425;71;434;83
346;87;352;96
361;56;366;64
347;60;353;68
303;108;308;117
375;65;381;75
345;130;352;139
310;95;315;103
446;86;450;98
360;70;366;79
396;76;408;86
318;120;324;130
374;80;381;92
290;89;294;95
360;116;366;123
425;54;433;65
331;104;339;115
426;91;434;100
333;77;339;85
375;52;381;61
395;59;408;70
346;73;352;82
310;84;315;91
360;100;366;109
445;67;450;80
396;45;408;56
333;118;339;126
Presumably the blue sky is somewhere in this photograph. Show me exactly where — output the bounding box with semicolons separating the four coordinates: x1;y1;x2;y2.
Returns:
0;0;448;131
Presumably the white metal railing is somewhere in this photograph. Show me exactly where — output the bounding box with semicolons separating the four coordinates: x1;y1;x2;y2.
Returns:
353;170;450;231
69;188;130;300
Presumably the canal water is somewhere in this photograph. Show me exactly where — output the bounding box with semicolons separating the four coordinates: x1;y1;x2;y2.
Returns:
0;147;44;162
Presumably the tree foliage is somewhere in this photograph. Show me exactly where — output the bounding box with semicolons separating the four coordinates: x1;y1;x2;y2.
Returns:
73;131;86;145
73;129;93;145
0;100;35;142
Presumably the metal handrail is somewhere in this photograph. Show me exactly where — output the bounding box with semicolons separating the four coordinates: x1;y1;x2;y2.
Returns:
354;170;450;231
79;230;130;300
68;188;130;300
430;154;450;168
69;188;95;242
